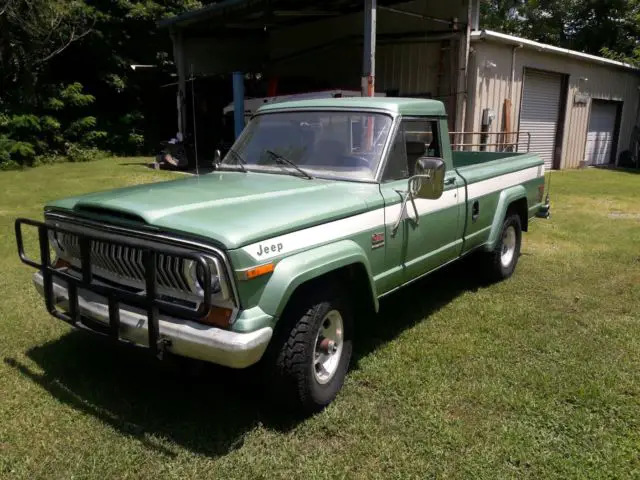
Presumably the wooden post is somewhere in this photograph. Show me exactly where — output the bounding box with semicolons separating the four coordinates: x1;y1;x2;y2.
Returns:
503;98;512;151
363;0;377;150
362;0;376;97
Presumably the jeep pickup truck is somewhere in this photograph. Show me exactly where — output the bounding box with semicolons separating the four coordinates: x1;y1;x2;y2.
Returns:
15;98;550;413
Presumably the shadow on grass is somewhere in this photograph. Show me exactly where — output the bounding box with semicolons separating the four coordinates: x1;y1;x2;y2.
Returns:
617;168;640;175
5;256;485;458
592;164;640;175
353;256;483;363
118;162;150;167
4;342;303;458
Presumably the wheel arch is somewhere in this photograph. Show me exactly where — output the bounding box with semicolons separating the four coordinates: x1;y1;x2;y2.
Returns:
258;240;379;321
484;185;528;251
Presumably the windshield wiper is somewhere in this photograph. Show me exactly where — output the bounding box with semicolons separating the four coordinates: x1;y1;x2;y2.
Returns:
218;148;247;172
264;149;313;180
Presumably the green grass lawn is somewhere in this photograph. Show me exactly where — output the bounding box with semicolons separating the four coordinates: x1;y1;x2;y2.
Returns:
1;158;639;479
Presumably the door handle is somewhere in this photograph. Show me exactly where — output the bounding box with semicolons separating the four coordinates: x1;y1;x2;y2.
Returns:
472;200;480;222
445;177;456;185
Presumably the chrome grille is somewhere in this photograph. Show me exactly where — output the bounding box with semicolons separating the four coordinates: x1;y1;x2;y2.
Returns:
56;233;193;294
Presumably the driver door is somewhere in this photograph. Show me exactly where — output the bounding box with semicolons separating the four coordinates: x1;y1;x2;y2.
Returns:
379;118;464;289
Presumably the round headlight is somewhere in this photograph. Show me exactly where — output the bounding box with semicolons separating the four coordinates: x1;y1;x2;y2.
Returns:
48;230;64;253
194;261;221;294
47;231;68;266
196;263;205;286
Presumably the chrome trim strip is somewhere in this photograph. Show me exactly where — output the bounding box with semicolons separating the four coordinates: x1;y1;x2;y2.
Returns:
373;112;401;182
44;211;241;310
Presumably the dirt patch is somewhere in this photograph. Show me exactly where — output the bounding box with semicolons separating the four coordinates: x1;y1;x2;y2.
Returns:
608;213;640;220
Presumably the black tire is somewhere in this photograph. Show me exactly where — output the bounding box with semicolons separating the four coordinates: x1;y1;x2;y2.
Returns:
267;287;353;414
483;213;522;282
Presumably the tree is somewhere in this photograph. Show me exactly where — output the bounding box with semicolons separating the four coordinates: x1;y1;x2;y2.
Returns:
0;0;100;166
0;0;95;103
481;0;640;66
47;0;203;154
0;0;203;167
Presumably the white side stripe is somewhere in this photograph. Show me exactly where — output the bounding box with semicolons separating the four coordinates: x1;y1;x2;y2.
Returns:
241;165;543;261
384;189;459;226
244;209;384;261
467;165;541;200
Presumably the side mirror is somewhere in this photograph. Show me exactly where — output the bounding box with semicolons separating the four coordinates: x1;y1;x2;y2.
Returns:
410;157;446;199
213;149;222;168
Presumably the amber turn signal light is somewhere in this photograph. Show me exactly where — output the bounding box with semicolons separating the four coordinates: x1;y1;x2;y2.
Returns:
243;262;275;280
200;306;233;328
53;258;71;269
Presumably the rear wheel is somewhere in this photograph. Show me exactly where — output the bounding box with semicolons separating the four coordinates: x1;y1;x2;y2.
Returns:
483;213;522;282
267;287;353;414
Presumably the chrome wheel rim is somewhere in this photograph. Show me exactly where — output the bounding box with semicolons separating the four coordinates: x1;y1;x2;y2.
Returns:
501;225;517;268
313;310;344;385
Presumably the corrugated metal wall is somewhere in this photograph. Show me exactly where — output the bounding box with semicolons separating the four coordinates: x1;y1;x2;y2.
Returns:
180;1;467;98
469;39;640;168
270;40;449;97
377;42;447;95
268;0;464;99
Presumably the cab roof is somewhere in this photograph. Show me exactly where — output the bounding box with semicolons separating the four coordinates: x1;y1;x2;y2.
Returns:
256;97;447;117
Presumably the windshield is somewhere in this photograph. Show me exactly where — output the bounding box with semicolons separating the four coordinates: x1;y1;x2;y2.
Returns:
220;110;393;181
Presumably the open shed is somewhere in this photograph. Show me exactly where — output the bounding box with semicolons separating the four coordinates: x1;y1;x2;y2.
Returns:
158;0;481;159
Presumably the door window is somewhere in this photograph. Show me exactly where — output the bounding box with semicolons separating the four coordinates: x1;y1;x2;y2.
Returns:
381;118;441;182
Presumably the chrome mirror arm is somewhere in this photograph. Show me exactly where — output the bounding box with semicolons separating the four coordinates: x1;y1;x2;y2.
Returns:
409;191;419;224
391;186;420;238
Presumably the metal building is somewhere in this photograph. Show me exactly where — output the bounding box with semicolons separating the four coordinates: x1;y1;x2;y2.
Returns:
465;30;640;169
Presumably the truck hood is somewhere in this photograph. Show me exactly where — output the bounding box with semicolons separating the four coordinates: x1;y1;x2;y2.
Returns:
46;171;381;249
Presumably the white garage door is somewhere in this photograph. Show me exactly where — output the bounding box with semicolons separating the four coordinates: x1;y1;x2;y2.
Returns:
518;70;563;169
584;101;618;165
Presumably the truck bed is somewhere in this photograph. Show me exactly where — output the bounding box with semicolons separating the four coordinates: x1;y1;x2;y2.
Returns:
451;150;545;254
453;150;543;185
452;151;532;169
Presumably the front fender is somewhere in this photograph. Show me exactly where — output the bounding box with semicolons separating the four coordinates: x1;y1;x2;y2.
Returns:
484;185;527;251
258;240;378;318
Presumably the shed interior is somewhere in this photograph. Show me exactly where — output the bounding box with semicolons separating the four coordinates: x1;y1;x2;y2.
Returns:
159;0;479;162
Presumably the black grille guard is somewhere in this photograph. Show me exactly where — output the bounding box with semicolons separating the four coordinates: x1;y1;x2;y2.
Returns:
15;217;214;357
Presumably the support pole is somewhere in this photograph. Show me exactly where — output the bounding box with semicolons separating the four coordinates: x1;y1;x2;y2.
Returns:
471;0;480;31
232;72;245;139
454;1;472;149
362;0;377;97
172;29;187;138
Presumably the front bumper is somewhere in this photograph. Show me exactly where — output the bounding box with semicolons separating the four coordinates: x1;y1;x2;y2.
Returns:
33;271;272;368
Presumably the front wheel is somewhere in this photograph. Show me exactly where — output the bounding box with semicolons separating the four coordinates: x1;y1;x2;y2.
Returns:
268;289;353;414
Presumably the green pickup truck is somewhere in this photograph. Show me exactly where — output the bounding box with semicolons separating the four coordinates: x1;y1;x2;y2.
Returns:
15;98;550;413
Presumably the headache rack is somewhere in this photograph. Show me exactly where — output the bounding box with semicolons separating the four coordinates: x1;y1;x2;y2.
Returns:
15;218;215;358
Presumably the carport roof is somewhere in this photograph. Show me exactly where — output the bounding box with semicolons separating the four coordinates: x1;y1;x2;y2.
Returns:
471;29;640;73
158;0;413;30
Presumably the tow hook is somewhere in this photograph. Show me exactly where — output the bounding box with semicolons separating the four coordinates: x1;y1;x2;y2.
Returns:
155;337;172;360
536;203;550;218
537;173;552;219
536;196;551;219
